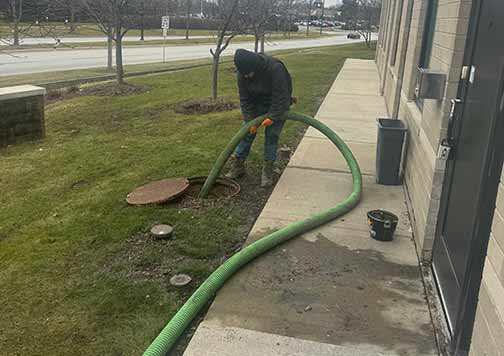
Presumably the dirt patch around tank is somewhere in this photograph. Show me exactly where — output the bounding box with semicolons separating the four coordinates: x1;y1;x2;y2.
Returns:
46;82;151;104
104;123;307;356
81;82;151;97
174;97;239;115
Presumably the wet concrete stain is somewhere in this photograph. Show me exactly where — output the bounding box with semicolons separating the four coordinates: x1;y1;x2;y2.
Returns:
208;230;437;356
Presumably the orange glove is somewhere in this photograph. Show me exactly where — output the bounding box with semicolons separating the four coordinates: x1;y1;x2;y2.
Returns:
249;125;258;135
248;118;273;135
260;118;274;128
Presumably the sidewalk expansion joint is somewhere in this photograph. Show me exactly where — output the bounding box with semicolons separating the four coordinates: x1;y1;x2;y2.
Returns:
301;135;377;145
287;165;375;177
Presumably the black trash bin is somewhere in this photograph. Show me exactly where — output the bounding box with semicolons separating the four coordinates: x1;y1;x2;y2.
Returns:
376;118;407;185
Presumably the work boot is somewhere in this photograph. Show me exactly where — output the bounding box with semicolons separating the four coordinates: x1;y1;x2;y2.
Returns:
261;160;274;188
225;156;245;179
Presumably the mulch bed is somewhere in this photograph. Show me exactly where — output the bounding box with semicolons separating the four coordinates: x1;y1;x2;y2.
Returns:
174;97;239;115
46;82;151;104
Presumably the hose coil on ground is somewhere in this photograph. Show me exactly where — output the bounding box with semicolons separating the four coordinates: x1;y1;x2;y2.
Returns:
143;111;362;356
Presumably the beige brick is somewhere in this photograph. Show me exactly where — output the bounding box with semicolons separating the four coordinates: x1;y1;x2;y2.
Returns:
436;17;470;35
496;182;504;216
492;209;504;255
476;281;504;354
433;31;468;52
487;235;504;287
470;306;499;356
437;1;471;20
482;258;504;322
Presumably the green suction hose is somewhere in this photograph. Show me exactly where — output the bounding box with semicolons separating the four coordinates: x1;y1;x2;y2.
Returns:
143;111;362;356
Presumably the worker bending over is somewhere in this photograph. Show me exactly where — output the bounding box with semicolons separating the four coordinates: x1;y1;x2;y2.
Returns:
226;48;294;188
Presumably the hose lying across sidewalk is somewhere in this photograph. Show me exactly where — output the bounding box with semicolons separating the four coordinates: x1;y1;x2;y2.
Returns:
143;111;363;356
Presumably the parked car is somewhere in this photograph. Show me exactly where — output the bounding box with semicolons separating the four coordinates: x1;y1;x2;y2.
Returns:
347;32;361;39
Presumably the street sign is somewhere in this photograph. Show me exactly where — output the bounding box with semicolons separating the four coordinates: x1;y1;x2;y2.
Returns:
161;16;170;63
161;16;170;29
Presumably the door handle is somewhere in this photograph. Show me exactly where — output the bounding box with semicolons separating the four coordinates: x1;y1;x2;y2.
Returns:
446;98;463;146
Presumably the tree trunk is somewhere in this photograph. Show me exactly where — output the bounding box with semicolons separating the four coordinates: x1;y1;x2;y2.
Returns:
306;2;312;36
13;22;20;46
211;53;220;100
254;35;259;53
10;0;20;46
185;0;191;40
70;7;76;32
107;29;113;71
319;0;325;35
115;33;124;84
260;34;265;53
140;0;145;41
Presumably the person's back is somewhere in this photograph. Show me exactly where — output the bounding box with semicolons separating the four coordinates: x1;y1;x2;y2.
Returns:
236;53;293;122
227;49;294;188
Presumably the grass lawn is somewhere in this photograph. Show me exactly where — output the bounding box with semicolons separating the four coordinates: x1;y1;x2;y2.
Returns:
0;43;375;356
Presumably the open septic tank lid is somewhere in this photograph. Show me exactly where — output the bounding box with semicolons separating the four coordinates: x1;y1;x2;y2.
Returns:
126;178;190;205
126;176;240;205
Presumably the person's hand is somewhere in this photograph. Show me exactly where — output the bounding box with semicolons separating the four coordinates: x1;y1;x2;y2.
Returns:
249;125;258;135
260;118;274;127
248;118;273;135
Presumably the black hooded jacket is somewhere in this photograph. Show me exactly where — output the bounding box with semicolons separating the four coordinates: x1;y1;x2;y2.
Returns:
237;54;293;122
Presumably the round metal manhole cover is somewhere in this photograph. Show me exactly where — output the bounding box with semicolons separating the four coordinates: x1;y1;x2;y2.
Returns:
170;274;192;287
126;178;190;205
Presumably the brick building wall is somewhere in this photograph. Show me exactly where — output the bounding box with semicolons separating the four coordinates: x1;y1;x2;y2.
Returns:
377;0;504;354
470;169;504;355
377;0;470;260
0;86;46;148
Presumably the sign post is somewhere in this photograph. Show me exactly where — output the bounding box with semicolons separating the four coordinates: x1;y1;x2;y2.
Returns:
161;16;170;62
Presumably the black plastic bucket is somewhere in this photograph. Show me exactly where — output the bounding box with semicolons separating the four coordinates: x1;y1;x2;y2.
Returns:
367;210;399;242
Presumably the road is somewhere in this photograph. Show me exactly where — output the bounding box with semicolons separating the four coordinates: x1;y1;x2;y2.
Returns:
1;35;213;46
0;35;370;77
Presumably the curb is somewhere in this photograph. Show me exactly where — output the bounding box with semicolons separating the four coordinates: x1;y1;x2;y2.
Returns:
37;62;219;90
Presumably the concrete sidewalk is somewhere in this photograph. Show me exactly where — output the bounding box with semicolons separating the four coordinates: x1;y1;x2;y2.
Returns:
183;59;438;356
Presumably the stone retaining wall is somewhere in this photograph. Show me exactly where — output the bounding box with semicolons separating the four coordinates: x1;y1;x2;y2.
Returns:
0;85;46;148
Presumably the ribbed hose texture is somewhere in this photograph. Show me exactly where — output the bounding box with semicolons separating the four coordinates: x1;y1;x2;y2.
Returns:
142;112;362;356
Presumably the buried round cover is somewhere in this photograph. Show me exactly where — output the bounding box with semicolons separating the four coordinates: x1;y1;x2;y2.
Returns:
126;178;190;205
170;274;192;287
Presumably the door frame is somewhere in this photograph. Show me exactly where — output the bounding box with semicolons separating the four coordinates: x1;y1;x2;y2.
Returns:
433;0;504;354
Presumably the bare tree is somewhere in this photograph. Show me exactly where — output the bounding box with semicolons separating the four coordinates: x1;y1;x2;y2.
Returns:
53;0;82;33
340;0;380;47
184;0;191;40
209;0;241;99
305;0;315;36
139;0;144;40
243;0;280;53
80;0;141;83
0;0;72;51
318;0;325;35
1;0;34;46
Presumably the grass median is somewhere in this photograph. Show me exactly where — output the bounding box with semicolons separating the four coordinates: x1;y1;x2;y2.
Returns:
0;42;375;356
